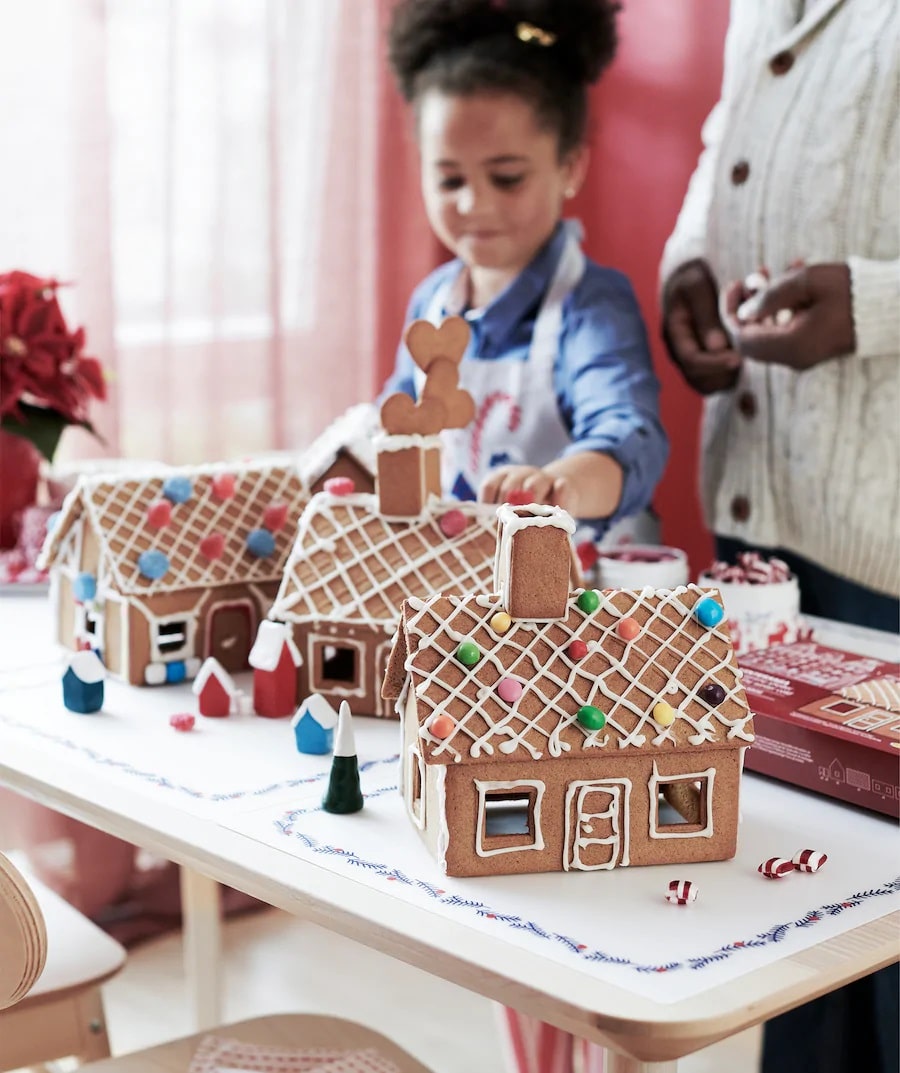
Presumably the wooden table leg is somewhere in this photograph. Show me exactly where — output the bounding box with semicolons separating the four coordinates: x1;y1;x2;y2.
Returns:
179;867;223;1029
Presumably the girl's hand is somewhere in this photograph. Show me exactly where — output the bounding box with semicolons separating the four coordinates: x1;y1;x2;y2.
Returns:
479;452;621;519
479;465;566;509
721;263;855;371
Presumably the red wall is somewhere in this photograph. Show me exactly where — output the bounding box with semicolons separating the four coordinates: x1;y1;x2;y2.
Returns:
578;2;730;577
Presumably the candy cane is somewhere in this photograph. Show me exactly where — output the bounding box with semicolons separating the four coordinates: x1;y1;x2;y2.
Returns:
470;391;521;474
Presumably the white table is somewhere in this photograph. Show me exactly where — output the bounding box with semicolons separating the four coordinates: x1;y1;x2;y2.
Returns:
0;594;897;1072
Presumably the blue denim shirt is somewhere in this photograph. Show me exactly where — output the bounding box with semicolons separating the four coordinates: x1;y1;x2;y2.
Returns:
382;223;668;524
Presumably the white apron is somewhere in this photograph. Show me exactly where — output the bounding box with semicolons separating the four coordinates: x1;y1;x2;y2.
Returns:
421;220;658;544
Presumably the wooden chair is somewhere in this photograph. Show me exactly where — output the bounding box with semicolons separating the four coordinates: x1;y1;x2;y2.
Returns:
0;850;126;1070
1;849;432;1073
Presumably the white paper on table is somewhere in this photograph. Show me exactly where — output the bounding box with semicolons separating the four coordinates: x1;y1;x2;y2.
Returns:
221;761;900;1004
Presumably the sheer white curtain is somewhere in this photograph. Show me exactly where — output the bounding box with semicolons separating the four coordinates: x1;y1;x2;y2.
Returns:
1;0;393;466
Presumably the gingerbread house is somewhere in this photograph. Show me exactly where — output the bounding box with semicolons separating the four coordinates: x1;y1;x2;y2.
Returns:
39;459;309;685
383;503;754;878
260;491;500;717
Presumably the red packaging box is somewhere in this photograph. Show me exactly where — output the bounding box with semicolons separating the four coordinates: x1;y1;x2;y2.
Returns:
740;641;900;818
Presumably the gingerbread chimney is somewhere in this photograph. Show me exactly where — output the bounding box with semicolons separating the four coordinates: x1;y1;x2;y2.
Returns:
376;316;474;518
375;432;443;517
494;504;577;619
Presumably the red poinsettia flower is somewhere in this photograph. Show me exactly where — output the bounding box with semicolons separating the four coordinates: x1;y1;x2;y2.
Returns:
0;271;107;460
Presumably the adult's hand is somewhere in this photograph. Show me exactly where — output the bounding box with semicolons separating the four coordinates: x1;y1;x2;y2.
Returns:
722;263;855;371
661;258;742;394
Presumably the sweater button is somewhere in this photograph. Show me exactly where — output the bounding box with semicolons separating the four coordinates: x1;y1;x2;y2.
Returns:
770;50;794;75
738;391;757;418
731;160;750;185
731;495;751;522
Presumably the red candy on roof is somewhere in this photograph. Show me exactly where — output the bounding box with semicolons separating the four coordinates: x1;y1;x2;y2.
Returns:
323;476;355;496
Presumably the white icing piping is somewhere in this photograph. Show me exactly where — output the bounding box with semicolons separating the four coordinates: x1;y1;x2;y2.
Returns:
649;761;716;839
272;496;497;627
473;780;546;857
563;779;632;871
405;584;752;763
373;433;443;452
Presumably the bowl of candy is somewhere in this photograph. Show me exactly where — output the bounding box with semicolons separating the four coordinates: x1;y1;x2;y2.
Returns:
591;544;690;589
699;552;802;654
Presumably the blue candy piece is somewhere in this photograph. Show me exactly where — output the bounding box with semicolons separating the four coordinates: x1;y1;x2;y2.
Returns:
162;475;193;504
246;528;276;559
46;510;62;533
73;572;96;602
694;597;725;629
138;549;170;580
165;661;187;684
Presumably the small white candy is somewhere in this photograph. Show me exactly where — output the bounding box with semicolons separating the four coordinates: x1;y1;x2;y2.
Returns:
743;271;769;293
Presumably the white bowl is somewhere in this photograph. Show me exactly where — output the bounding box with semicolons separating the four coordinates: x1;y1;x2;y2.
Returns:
597;545;690;589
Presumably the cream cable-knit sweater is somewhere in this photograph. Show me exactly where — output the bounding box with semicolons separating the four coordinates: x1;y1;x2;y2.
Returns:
661;0;899;597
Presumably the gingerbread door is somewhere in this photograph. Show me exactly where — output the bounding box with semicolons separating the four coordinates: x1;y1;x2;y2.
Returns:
208;602;254;673
564;779;631;871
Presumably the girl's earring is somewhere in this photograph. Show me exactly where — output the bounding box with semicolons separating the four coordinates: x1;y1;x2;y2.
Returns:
564;187;576;199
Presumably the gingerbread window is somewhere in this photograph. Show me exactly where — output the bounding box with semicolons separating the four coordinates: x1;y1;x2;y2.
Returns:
649;763;716;840
154;619;190;660
311;636;365;695
475;780;546;857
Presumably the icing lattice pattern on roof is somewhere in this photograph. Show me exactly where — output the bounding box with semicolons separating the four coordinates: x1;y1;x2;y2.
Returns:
43;461;307;595
840;676;900;714
271;493;498;627
402;585;753;765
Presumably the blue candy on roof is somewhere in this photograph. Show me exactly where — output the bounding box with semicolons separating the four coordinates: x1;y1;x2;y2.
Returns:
246;528;276;559
138;549;170;580
162;475;193;503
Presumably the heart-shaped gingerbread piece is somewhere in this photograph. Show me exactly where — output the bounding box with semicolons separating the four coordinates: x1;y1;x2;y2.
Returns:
404;316;470;373
380;392;447;436
421;359;475;429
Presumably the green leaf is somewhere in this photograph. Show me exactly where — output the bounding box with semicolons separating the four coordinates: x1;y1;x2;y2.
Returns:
0;403;97;463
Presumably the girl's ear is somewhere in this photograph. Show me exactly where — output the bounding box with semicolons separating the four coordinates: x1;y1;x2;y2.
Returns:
562;146;590;199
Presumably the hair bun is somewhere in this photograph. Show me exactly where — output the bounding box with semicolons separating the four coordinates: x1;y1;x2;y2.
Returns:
389;0;620;100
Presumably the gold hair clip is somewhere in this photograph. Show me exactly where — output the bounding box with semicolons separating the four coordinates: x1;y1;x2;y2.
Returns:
515;21;557;47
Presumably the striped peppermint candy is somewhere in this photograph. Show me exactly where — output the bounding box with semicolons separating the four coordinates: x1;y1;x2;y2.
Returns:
792;848;828;873
665;879;698;905
758;857;794;879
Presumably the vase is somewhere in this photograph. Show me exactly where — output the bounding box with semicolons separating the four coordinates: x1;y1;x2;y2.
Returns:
0;428;42;549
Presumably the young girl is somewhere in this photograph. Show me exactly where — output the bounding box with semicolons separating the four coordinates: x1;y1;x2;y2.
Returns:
383;0;667;539
384;2;662;1070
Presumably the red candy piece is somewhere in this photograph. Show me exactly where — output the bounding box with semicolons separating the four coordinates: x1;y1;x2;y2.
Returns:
617;617;640;641
323;477;355;496
568;639;589;661
200;533;225;560
147;499;172;529
211;473;235;500
576;540;599;571
506;489;534;506
263;502;288;532
758;857;794;879
169;713;195;732
439;509;468;538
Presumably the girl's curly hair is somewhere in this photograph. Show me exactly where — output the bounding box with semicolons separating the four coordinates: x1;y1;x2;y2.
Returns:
388;0;621;155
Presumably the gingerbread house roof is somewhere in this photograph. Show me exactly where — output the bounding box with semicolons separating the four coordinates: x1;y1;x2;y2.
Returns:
39;459;308;597
385;585;753;766
269;492;500;628
297;403;378;488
